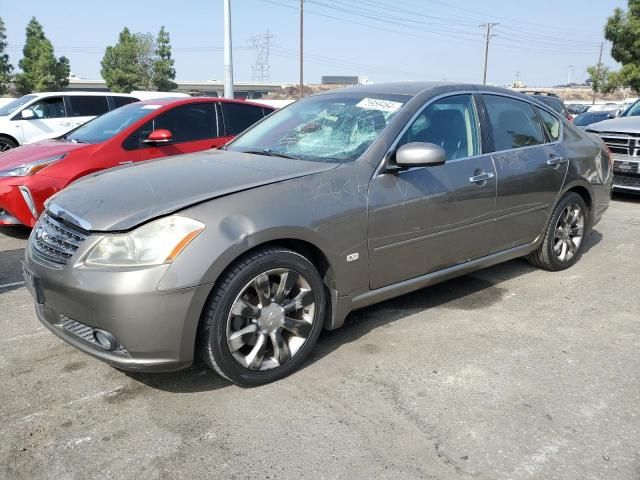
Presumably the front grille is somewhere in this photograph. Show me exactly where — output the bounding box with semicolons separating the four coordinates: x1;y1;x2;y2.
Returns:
613;159;639;175
31;212;88;267
613;172;640;189
595;131;640;157
60;315;129;356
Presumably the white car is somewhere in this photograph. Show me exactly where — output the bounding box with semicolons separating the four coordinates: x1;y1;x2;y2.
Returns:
0;92;139;151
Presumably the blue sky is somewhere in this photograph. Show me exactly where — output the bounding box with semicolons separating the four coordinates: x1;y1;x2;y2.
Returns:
1;0;627;86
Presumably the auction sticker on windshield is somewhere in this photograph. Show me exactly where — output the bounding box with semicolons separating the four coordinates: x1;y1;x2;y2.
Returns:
141;105;162;110
356;98;404;113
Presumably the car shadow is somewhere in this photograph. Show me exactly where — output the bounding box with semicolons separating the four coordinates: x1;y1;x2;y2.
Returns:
107;229;605;393
611;192;639;203
0;248;27;294
0;226;31;239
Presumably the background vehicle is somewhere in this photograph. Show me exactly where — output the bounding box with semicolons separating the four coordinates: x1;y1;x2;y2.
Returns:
573;110;616;129
0;97;274;226
567;103;589;116
0;92;139;151
24;83;612;386
521;91;571;120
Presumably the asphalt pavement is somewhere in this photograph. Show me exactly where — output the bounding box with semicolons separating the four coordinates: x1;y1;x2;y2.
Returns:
0;195;638;480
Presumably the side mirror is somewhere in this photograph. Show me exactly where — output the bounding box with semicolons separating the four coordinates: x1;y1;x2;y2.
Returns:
144;129;172;144
20;108;35;120
394;142;446;168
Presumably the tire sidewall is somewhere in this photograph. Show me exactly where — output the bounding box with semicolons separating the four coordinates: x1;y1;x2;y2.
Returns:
545;192;588;270
205;250;326;386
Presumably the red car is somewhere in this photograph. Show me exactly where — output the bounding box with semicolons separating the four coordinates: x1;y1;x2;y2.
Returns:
0;97;274;227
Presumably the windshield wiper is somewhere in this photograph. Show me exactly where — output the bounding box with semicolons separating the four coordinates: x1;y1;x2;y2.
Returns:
241;148;297;160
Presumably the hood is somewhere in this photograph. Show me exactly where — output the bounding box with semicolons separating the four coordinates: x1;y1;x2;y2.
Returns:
48;149;339;231
0;140;88;171
586;116;640;134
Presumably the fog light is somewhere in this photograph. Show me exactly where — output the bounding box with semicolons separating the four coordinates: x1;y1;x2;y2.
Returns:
93;329;118;351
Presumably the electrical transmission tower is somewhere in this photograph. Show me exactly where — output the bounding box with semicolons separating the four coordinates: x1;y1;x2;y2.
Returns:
249;31;274;82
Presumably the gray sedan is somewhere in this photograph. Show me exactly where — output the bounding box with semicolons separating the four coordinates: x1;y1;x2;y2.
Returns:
23;82;612;385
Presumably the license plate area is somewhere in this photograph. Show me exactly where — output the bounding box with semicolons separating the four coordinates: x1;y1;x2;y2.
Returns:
22;261;45;304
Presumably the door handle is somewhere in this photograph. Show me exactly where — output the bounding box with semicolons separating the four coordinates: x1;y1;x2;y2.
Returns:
547;156;567;167
469;171;495;183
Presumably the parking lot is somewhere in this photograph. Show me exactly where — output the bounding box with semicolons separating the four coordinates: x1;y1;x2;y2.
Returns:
0;195;637;479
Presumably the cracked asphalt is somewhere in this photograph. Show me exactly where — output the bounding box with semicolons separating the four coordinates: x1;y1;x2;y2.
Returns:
0;195;638;480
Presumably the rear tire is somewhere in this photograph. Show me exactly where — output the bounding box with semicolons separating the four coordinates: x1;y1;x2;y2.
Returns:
197;246;326;386
527;192;588;271
0;136;18;152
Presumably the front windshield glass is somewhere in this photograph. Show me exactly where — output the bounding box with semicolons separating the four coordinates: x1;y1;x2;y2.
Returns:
623;101;640;117
0;95;37;116
64;103;155;144
227;93;410;162
573;112;610;126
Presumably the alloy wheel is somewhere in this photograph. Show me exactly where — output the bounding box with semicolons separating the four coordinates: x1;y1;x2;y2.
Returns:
553;203;584;262
0;141;13;152
226;268;316;371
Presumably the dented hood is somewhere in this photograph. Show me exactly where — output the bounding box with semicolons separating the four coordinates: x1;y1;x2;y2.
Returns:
47;149;338;231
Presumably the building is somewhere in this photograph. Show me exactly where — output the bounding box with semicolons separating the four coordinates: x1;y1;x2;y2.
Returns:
64;76;290;99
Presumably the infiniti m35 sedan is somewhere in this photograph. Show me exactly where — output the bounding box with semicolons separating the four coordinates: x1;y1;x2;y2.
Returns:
24;83;612;385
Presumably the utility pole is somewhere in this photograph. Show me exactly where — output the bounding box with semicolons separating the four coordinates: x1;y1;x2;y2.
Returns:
481;23;499;85
299;0;304;98
223;0;234;99
593;41;604;105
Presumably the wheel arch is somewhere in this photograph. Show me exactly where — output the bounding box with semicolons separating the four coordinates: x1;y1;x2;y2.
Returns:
0;133;20;147
559;180;594;227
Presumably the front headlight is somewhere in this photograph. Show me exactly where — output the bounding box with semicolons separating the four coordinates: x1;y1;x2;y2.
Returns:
0;154;66;177
84;215;205;267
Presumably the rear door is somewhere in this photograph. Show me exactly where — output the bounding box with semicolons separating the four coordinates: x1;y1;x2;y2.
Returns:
481;94;568;251
220;102;270;143
367;93;497;289
130;102;221;162
66;95;110;129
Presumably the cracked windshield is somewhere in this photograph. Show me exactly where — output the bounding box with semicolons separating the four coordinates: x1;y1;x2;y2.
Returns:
227;93;410;162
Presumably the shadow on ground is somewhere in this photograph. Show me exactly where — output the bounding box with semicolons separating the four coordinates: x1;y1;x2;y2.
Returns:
0;248;27;293
0;226;31;240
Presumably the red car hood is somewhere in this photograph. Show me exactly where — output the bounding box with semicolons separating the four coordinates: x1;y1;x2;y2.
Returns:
0;140;90;171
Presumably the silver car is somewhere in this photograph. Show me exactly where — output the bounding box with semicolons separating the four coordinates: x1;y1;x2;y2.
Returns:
23;83;612;385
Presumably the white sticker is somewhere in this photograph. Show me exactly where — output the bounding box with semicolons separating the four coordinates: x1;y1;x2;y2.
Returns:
141;104;162;110
356;98;403;113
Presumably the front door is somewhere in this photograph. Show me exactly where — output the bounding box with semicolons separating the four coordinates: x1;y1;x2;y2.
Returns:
14;96;68;143
481;94;569;251
368;94;497;289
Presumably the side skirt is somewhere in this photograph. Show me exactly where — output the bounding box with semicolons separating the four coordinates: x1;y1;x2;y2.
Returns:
326;242;534;330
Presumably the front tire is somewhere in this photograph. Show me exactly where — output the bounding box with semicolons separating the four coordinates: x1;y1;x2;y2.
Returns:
198;246;326;386
527;192;587;271
0;136;18;152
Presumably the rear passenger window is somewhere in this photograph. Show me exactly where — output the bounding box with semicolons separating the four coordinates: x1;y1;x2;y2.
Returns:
222;103;265;135
535;107;561;142
112;96;138;108
69;96;109;117
484;95;545;151
397;94;480;160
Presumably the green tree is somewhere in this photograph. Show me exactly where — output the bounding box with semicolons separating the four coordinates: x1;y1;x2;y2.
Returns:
14;17;69;94
587;63;618;103
152;26;177;91
604;0;640;92
101;28;157;92
0;17;13;95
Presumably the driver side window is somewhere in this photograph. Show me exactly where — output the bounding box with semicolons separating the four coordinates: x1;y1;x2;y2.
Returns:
398;94;480;161
26;97;66;119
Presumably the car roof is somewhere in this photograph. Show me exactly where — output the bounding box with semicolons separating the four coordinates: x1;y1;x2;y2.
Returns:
27;91;136;97
315;81;535;100
135;96;275;109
